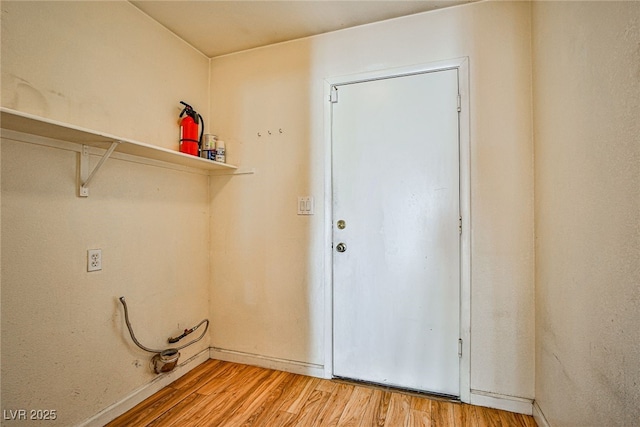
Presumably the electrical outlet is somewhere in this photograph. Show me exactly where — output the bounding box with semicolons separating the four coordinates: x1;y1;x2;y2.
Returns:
87;249;102;272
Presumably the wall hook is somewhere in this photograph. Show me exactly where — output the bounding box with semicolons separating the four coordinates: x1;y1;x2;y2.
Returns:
279;128;283;134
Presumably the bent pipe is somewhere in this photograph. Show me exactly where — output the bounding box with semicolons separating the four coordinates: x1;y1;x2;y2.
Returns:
118;296;209;353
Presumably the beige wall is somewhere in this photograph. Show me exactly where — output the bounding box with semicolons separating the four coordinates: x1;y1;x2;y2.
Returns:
1;2;211;425
1;1;209;149
532;2;640;426
4;1;640;424
21;1;640;424
209;0;535;399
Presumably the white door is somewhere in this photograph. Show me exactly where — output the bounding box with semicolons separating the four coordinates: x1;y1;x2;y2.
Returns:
332;69;461;396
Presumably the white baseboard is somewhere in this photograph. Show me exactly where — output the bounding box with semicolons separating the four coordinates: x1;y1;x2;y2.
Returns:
532;401;551;427
210;347;326;378
469;389;533;415
78;348;210;427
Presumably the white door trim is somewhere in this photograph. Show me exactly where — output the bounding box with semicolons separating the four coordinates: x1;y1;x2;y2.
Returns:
322;57;471;403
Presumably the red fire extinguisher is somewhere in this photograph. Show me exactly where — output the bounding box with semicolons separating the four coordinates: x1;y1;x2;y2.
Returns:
179;101;204;156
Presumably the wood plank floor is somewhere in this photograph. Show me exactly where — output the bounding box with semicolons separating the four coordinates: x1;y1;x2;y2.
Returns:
106;360;537;427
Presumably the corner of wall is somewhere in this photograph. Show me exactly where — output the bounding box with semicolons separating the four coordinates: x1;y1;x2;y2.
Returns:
532;401;551;427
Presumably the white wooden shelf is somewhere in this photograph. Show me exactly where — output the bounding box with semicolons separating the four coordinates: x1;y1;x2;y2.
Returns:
0;107;238;172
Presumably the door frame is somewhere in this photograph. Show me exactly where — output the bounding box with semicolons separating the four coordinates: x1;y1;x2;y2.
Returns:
322;57;471;403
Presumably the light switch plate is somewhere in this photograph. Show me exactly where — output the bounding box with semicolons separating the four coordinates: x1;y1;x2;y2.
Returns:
297;196;314;215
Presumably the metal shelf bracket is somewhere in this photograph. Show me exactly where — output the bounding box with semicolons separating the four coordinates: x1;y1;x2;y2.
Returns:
79;141;120;197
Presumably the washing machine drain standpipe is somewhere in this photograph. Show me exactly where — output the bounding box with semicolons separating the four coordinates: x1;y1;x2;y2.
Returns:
119;296;209;374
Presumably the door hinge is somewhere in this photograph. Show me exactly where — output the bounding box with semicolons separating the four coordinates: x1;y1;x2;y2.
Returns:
458;338;463;357
459;216;462;235
330;86;339;103
457;94;462;112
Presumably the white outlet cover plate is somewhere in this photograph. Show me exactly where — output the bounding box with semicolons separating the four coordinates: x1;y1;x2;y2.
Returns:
87;249;102;272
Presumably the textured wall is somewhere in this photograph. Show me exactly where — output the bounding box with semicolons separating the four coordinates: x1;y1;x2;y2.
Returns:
1;1;209;149
1;139;210;426
532;2;640;425
209;0;535;400
1;2;211;425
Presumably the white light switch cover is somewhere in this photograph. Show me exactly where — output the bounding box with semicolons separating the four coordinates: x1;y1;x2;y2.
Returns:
297;196;314;215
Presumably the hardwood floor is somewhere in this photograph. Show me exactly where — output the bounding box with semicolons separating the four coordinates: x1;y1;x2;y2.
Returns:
106;360;537;427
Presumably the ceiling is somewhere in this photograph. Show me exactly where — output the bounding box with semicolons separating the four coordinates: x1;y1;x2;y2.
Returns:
130;1;476;58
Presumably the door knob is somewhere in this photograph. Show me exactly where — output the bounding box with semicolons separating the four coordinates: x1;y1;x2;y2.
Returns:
336;243;347;253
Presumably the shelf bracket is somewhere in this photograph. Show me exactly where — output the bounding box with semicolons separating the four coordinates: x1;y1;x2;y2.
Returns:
79;141;120;197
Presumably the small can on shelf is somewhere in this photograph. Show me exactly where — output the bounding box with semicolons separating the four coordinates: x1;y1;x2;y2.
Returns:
201;134;217;160
215;139;226;163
